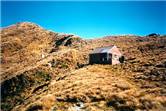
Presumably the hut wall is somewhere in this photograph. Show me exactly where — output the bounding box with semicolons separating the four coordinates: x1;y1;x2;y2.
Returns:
112;54;121;64
89;53;111;64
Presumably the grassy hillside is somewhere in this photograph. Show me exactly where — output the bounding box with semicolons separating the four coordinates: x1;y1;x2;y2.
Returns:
1;22;166;111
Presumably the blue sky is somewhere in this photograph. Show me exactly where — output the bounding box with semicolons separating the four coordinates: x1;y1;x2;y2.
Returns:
1;1;166;38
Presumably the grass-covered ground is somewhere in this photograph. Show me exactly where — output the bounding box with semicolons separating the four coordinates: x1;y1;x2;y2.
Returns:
1;22;166;111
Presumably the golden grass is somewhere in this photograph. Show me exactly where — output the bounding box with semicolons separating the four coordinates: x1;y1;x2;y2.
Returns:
1;22;166;111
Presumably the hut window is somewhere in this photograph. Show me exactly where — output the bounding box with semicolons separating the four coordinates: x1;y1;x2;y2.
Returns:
102;57;107;61
113;54;118;60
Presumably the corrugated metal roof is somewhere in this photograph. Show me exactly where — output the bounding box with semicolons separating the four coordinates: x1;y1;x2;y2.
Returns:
90;45;115;54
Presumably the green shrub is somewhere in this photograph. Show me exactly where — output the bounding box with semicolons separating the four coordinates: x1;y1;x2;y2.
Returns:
60;62;68;69
35;71;51;81
1;103;13;111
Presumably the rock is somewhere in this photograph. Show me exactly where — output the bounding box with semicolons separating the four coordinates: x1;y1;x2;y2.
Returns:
56;97;65;102
114;83;131;90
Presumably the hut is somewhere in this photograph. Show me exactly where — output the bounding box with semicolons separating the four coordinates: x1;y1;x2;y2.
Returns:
89;45;124;64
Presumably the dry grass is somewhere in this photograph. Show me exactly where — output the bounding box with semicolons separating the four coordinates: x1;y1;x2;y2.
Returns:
1;22;166;111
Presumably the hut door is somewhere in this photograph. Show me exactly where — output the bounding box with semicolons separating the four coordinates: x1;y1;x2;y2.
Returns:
108;53;112;64
101;53;107;63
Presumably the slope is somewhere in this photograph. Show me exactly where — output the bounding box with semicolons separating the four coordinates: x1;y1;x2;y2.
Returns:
1;22;166;111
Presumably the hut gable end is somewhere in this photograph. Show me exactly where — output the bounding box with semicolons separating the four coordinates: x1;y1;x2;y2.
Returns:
109;46;122;56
